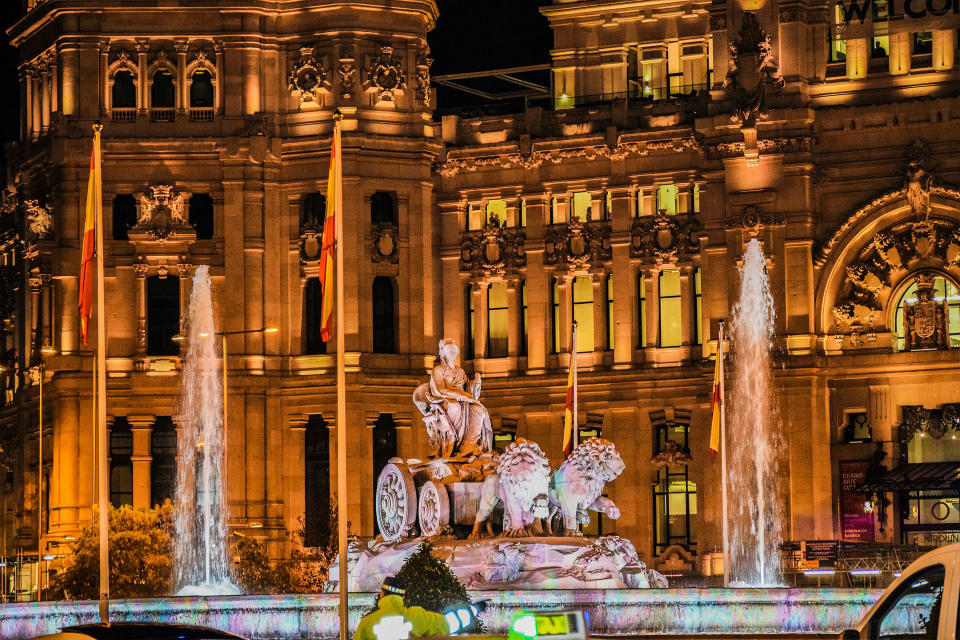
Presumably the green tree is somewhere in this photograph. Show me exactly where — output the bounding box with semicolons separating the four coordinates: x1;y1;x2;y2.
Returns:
395;542;477;625
51;503;174;600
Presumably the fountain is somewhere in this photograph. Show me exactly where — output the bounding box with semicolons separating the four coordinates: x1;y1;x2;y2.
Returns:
727;238;785;587
174;265;239;596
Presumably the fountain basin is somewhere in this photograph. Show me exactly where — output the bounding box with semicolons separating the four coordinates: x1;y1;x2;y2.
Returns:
0;588;880;640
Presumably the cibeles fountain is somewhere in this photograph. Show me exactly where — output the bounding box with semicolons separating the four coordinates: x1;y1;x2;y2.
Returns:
328;337;668;592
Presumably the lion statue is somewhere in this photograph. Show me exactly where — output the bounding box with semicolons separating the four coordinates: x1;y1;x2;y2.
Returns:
548;438;624;536
470;438;551;539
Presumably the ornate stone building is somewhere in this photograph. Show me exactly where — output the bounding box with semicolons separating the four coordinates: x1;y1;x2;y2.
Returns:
3;0;960;593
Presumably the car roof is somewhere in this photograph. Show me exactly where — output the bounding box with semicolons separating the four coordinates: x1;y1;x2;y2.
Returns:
57;623;244;640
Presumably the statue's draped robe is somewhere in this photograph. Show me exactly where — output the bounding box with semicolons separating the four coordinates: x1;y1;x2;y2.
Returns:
425;363;491;457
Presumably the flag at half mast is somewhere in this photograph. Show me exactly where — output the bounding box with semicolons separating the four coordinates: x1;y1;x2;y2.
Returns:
78;128;102;345
318;118;342;342
709;323;725;456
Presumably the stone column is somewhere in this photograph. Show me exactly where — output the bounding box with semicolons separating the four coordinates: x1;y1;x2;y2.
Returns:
61;45;78;117
136;39;149;113
557;275;573;354
592;273;605;352
888;31;911;75
242;45;261;115
31;72;42;138
506;278;520;358
523;193;549;371
58;277;79;356
932;30;955;70
680;266;692;347
645;268;659;348
609;188;634;367
288;416;308;535
49;56;58;114
128;415;154;509
471;283;485;359
214;41;224;113
41;276;53;352
175;39;188;114
21;67;33;141
99;40;110;114
178;263;193;321
134;263;148;355
28;277;42;353
39;64;51;131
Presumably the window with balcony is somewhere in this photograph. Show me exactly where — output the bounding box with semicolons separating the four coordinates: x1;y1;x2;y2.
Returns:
190;70;214;108
640;47;668;100
680;43;709;93
190;193;214;240
147;275;180;356
151;69;176;121
372;276;397;354
112;194;137;240
657;184;678;215
572;276;594;353
659;269;682;347
112;70;137;109
486;199;507;227
487;281;508;358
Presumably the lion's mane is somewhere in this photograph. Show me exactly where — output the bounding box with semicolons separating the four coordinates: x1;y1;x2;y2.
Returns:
557;437;622;507
497;437;551;513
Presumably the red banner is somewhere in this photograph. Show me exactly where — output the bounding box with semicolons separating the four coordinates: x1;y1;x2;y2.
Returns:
840;460;875;542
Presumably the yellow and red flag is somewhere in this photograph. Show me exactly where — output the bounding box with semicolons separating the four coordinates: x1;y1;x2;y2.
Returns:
318;118;342;342
562;323;577;458
78;128;102;345
709;323;725;456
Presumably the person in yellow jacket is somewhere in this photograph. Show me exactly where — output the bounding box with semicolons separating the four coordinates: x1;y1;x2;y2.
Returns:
353;576;450;640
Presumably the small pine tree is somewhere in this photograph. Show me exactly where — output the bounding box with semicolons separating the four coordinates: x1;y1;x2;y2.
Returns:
394;542;482;631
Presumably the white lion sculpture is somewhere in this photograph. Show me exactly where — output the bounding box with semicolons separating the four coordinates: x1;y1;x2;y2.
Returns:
548;438;625;536
470;438;551;539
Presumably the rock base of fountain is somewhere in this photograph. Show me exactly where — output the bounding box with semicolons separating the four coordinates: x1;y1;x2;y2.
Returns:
326;535;667;591
175;581;242;597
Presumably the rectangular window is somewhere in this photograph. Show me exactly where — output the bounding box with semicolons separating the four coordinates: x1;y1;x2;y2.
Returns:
637;272;647;348
680;43;708;93
657;184;678;215
913;31;933;54
487;282;508;358
653;414;696;554
694;268;703;346
640;48;668;100
659;269;682;347
692;184;700;214
466;286;475;360
606;274;615;351
573;276;595;353
520;280;528;357
520;199;527;227
552;278;561;353
485;199;507;227
842;412;873;444
830;4;847;62
571;191;592;222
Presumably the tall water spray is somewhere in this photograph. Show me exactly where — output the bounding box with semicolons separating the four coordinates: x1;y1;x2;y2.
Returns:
727;238;784;587
174;265;239;595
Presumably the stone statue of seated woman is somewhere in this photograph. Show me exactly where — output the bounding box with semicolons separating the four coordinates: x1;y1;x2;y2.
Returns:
413;338;493;458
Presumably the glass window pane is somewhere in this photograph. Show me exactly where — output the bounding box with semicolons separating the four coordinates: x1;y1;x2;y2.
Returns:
638;273;647;348
573;276;595;353
520;199;527;227
607;275;615;351
572;192;592;222
657;185;678;215
659;270;682;347
552;278;561;353
486;199;507;227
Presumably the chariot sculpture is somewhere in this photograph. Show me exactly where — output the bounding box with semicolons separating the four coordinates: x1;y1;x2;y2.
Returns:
374;338;624;543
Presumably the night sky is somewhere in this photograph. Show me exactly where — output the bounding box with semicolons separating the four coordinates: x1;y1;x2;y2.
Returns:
0;1;554;152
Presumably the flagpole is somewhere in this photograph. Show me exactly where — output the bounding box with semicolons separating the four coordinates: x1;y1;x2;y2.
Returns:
332;112;349;640
92;123;110;621
719;322;730;589
571;321;578;450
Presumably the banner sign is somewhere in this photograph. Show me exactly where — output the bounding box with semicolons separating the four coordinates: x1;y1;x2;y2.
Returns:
840;459;875;542
836;0;960;38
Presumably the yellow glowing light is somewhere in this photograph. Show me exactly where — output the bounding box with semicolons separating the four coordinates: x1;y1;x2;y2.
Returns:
171;334;185;342
248;521;263;528
40;346;57;355
199;332;209;338
264;327;279;334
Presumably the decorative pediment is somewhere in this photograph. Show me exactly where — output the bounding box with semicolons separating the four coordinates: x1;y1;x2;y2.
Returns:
631;211;700;265
460;215;526;277
545;217;610;271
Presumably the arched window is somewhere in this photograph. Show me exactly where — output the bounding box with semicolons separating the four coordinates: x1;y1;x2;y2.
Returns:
151;69;175;109
109;417;133;506
190;193;214;240
487;281;508;358
147;275;180;356
304;277;326;355
190;70;214;108
893;273;960;351
151;417;177;507
112;70;137;109
112;194;138;240
302;193;326;229
372;414;397;536
372;276;397;354
304;415;331;547
371;192;397;225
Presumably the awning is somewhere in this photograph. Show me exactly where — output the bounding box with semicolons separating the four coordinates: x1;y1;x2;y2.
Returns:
856;462;960;493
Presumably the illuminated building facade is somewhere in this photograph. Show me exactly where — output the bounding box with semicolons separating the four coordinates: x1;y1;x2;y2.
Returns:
2;0;960;591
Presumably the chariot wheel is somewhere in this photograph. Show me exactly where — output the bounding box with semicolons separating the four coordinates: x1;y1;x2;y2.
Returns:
417;480;450;538
376;462;417;542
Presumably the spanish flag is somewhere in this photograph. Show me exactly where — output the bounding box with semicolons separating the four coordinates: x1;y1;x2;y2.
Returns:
562;322;577;458
709;323;725;456
78;126;102;345
318;117;341;342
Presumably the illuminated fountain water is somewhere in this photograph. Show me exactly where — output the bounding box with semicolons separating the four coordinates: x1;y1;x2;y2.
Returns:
727;238;785;587
174;265;239;596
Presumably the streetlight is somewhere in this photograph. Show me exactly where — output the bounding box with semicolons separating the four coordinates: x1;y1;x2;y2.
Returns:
32;345;56;601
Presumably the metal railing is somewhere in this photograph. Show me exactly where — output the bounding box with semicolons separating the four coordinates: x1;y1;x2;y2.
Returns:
110;108;137;123
189;107;215;122
149;108;175;123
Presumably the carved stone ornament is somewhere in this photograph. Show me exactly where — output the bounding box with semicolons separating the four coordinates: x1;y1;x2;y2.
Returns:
288;46;326;104
0;189;17;216
723;205;786;237
630;210;699;265
337;57;357;99
415;54;432;104
899;403;960;442
723;12;784;126
133;185;188;241
460;214;526;277
905;139;934;225
831;219;960;337
371;223;399;264
650;440;693;468
367;45;406;102
24;199;53;239
903;272;948;351
545;217;611;270
299;227;323;264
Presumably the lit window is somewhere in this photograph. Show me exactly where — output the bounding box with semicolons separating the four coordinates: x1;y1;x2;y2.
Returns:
466;286;475;360
694;268;702;346
605;192;613;219
520;280;528;357
692;184;701;214
640;47;668;100
657;184;678;215
680;43;708;94
894;275;960;350
487;282;509;358
830;4;847;62
637;273;647;348
573;276;595;353
486;199;507;227
571;192;592;222
520;199;527;227
552;278;561;353
871;2;889;59
653;414;697;554
659;270;682;347
606;274;615;351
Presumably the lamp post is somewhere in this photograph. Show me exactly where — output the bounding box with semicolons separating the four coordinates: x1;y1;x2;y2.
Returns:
33;345;56;601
